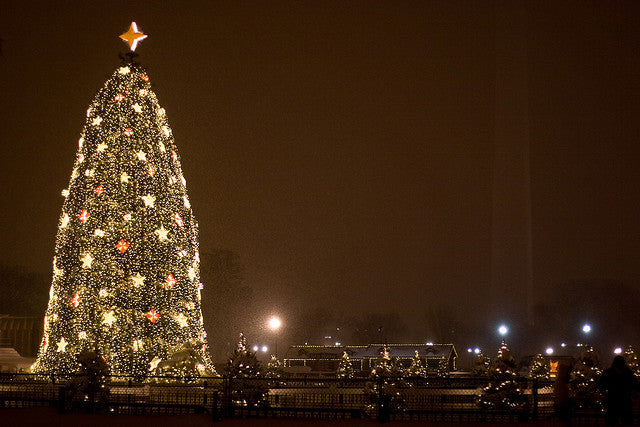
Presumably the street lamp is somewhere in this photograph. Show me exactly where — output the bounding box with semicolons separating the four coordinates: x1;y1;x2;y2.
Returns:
498;324;508;340
268;316;282;356
582;324;591;334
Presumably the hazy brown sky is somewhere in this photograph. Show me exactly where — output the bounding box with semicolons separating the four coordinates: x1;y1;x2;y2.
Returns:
2;1;640;352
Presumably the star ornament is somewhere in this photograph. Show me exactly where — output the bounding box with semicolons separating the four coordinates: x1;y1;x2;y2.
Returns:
78;209;90;224
165;274;177;289
174;313;188;328
155;225;169;241
70;293;81;308
140;194;156;207
130;273;145;287
56;337;69;353
146;308;161;323
116;238;130;253
103;310;116;326
119;22;148;52
80;252;94;269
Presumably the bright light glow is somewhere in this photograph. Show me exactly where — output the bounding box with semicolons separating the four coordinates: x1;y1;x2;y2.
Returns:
335;342;341;346
474;348;481;354
425;342;434;346
467;348;473;353
582;324;591;334
261;346;268;353
268;316;282;331
252;345;259;352
545;347;554;355
498;325;508;336
614;347;623;354
561;343;566;348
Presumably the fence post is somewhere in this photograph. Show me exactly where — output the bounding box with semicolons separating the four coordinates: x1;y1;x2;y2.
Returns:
212;390;219;421
532;379;539;422
377;377;389;423
57;386;66;414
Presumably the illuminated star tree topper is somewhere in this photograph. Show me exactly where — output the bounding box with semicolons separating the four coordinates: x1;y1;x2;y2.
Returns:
119;22;148;52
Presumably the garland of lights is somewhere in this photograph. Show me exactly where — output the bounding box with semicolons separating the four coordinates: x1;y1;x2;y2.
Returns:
32;23;215;379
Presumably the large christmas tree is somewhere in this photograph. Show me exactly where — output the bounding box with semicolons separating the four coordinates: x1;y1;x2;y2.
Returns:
32;23;215;379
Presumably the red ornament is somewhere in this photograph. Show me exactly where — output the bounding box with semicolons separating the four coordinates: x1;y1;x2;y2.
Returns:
148;165;156;177
115;93;124;101
70;293;81;308
141;75;149;81
115;238;130;253
94;185;104;196
166;274;177;288
146;309;160;323
124;128;134;136
175;213;184;227
78;209;90;224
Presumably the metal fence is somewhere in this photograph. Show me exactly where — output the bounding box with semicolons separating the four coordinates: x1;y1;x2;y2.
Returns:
0;373;622;423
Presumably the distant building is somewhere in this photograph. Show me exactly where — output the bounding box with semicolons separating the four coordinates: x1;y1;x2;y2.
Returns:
0;315;41;357
283;343;457;376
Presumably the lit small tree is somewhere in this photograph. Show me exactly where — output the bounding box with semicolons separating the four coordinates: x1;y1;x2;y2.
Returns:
225;333;266;408
226;333;260;378
337;351;355;379
264;355;283;379
478;342;526;411
624;346;640;377
570;346;603;411
528;353;550;381
472;352;491;376
405;350;426;378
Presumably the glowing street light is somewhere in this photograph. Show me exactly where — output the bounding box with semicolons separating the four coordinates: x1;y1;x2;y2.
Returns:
582;324;591;334
498;324;508;338
614;347;623;355
267;316;282;356
545;347;554;355
268;316;282;331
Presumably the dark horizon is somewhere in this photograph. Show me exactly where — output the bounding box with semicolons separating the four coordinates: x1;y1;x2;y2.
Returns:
1;1;640;360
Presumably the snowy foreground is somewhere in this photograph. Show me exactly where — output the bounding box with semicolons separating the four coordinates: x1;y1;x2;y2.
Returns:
0;407;566;427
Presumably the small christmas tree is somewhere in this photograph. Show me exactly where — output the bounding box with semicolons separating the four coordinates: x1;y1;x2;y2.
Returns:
472;352;491;376
337;351;355;379
570;346;603;411
371;346;402;379
226;333;261;378
31;23;214;379
368;346;405;415
527;353;550;381
264;355;283;379
405;350;427;378
623;346;640;377
225;333;266;407
478;342;526;411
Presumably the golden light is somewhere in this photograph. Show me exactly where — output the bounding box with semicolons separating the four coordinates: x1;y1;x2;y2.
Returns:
268;316;282;331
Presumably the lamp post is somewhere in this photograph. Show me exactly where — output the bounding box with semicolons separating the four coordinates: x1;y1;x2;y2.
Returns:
268;316;282;356
581;323;591;348
498;324;508;343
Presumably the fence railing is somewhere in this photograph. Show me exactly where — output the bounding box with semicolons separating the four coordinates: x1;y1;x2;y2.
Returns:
0;373;618;423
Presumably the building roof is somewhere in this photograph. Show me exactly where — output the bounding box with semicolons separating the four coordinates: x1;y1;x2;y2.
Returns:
284;343;457;360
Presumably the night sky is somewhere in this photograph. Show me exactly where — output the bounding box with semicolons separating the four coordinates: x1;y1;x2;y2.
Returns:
2;1;640;358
